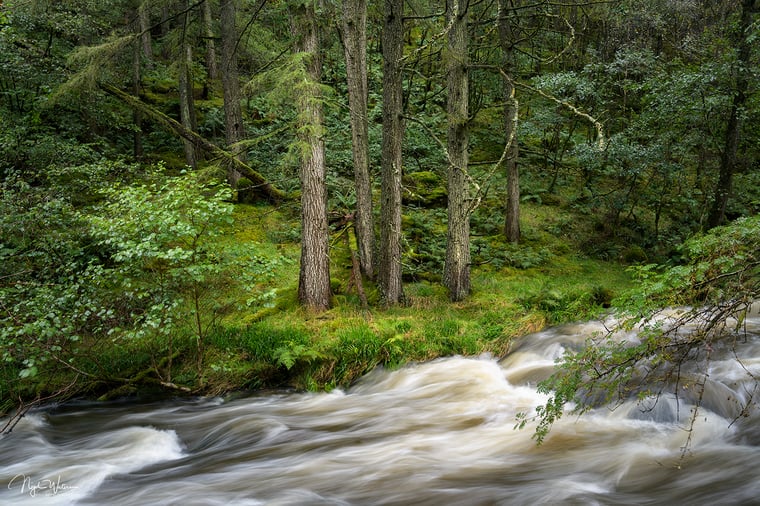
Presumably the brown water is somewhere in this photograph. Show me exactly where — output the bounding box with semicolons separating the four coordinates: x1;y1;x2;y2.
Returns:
2;315;760;505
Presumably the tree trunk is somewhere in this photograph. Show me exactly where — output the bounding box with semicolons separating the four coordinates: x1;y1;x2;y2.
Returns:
379;0;405;305
443;0;470;302
132;31;143;159
138;2;152;61
220;0;245;188
161;5;171;37
706;0;754;229
292;2;331;312
178;1;198;169
341;0;375;280
498;0;520;243
503;137;520;242
202;0;219;99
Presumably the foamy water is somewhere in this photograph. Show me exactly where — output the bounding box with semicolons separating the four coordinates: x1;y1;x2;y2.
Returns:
2;316;759;505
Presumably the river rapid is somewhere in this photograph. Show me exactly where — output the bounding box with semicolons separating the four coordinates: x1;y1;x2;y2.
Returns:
2;314;760;505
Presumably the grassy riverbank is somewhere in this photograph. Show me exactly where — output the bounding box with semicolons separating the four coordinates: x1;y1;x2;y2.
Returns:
101;197;633;400
0;192;635;414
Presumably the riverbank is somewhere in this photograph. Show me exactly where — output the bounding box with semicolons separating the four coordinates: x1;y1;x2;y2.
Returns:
0;198;634;415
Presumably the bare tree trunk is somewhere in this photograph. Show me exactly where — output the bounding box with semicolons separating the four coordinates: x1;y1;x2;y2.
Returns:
220;0;245;187
138;2;152;61
202;0;219;99
443;0;470;302
178;1;198;169
160;4;172;57
379;0;405;305
499;0;520;243
292;2;331;312
707;0;754;229
341;0;375;280
503;134;520;242
132;31;144;159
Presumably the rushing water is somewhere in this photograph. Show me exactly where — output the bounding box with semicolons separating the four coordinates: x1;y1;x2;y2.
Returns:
3;314;760;505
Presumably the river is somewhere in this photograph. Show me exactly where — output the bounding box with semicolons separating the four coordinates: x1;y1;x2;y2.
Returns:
2;314;760;505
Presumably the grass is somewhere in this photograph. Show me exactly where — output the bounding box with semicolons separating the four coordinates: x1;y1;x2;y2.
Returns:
172;196;634;393
6;194;635;407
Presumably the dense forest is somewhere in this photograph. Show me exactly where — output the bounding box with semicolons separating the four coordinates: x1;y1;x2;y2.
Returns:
0;0;758;428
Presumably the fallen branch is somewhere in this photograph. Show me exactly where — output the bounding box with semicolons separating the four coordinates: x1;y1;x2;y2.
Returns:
100;83;286;202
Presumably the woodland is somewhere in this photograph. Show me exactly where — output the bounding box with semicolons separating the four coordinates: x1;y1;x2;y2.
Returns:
0;0;758;431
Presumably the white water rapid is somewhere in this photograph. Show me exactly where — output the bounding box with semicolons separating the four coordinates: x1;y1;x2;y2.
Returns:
2;315;760;505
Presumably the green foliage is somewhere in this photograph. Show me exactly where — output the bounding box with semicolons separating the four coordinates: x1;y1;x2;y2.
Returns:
331;324;385;385
517;282;612;325
87;166;233;341
88;166;282;360
0;163;283;405
402;209;447;280
0;174;98;381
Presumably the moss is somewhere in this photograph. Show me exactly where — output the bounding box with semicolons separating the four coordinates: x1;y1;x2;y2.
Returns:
621;245;648;264
402;170;448;207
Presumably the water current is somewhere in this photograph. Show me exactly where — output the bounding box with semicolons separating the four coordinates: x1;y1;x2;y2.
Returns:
2;313;760;505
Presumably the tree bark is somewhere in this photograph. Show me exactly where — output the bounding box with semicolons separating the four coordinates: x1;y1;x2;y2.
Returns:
379;0;405;305
443;0;470;302
498;0;520;243
138;2;152;61
178;1;198;169
341;0;375;280
220;0;245;188
292;2;331;312
706;0;754;229
202;0;219;98
132;31;144;159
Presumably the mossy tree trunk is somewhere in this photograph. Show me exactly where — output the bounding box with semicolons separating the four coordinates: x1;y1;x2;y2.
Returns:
443;0;471;302
100;83;285;202
132;10;144;159
202;0;218;99
178;0;199;169
220;0;245;188
138;2;152;61
342;0;375;280
498;0;520;244
379;0;405;305
292;1;331;312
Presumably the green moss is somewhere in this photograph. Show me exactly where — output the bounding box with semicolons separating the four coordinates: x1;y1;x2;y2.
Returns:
621;245;648;264
402;170;448;207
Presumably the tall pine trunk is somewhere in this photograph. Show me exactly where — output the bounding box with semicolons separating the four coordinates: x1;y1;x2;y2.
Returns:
220;0;245;188
293;2;331;311
178;1;198;169
202;0;218;99
379;0;405;305
498;0;520;243
138;2;152;61
443;0;470;301
341;0;375;280
132;30;143;159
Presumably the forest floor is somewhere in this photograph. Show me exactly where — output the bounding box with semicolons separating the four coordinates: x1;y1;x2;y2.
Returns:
2;185;639;412
173;197;636;397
